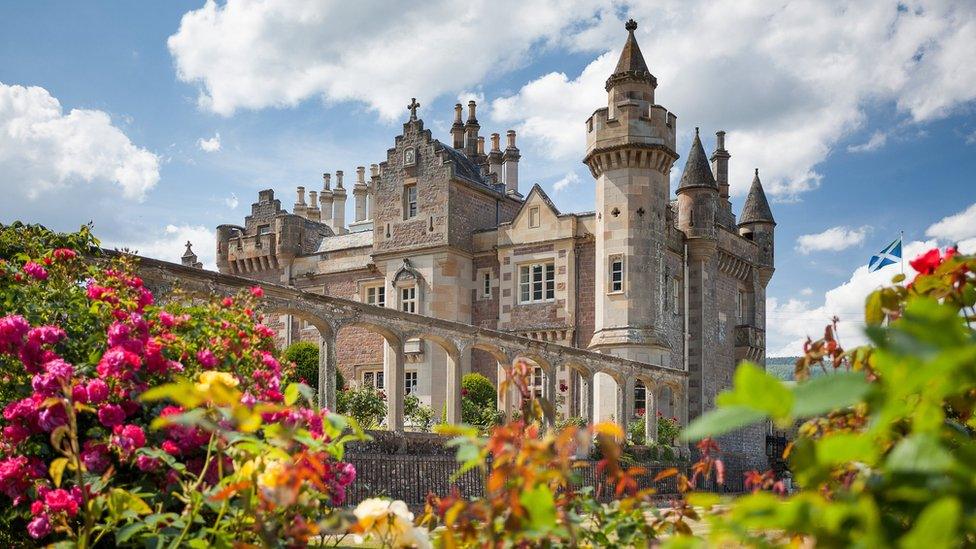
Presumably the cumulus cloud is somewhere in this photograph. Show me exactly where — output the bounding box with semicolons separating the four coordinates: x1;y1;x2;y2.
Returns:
0;82;160;201
796;225;870;254
491;0;976;199
167;0;610;120
198;131;221;152
106;224;216;270
768;201;976;356
552;172;581;193
847;131;888;153
223;192;239;209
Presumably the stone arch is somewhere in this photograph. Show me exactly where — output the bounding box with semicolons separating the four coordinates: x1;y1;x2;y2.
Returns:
333;319;405;430
260;304;338;408
469;341;513;416
400;330;464;424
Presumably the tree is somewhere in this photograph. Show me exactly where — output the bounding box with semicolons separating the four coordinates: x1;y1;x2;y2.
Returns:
283;341;345;397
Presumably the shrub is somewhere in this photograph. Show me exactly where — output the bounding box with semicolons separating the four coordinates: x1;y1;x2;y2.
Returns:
404;394;434;432
283;340;345;396
0;223;366;547
460;372;495;408
336;384;387;429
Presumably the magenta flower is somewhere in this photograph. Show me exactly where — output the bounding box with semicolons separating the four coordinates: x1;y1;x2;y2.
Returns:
250;286;264;298
52;248;77;261
196;348;217;368
0;314;30;354
97;403;125;427
38;405;67;432
22;261;48;281
86;379;109;403
135;454;159;472
44;488;79;517
71;384;89;403
27;515;51;539
159;311;176;328
80;442;111;474
112;424;146;451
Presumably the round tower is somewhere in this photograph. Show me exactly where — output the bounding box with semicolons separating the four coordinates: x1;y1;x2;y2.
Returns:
676;127;720;258
584;19;678;363
738;169;776;285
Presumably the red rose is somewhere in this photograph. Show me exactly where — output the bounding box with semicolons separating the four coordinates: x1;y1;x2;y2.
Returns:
250;286;264;298
909;248;942;275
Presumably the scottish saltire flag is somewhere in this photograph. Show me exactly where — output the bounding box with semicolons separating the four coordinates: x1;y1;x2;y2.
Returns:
868;237;902;272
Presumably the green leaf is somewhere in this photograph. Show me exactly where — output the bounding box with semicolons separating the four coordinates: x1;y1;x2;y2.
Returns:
716;362;793;420
115;522;146;543
110;488;152;516
865;290;884;326
899;497;960;549
815;433;876;465
791;371;870;417
680;405;766;441
49;457;69;487
886;434;954;473
520;484;557;536
283;382;300;406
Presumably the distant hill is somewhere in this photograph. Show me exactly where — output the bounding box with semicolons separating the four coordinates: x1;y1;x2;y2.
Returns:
765;356;799;380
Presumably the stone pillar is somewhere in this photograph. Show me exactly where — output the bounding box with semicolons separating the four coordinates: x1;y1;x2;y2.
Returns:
384;340;404;432
676;385;689;427
645;384;658;443
451;103;464;150
318;330;337;410
616;377;634;434
583;372;595;423
293;186;307;219
446;347;469;424
307;190;321;222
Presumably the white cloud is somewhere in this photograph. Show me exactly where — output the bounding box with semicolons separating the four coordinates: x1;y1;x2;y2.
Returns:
198;131;221;152
491;0;976;200
768;201;976;356
800;287;813;296
925;202;976;243
796;225;870;254
966;129;976;145
106;224;217;270
0;82;160;201
223;192;239;209
847;131;888;153
167;0;610;120
552;172;581;193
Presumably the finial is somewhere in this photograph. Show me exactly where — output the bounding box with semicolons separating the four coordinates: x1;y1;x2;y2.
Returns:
625;19;637;32
185;240;192;250
695;126;700;136
755;168;759;176
407;98;420;120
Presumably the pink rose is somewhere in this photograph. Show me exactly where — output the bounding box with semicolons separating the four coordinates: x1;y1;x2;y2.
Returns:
86;379;109;403
44;488;79;517
27;515;51;539
196;349;217;368
22;261;48;281
97;403;125;427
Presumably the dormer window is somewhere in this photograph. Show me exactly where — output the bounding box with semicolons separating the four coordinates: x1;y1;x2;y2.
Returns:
404;185;418;219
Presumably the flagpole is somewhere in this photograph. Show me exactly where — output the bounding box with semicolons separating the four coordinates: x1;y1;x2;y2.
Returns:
900;230;905;275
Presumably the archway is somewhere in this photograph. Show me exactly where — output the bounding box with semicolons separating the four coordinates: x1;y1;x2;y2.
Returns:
260;304;337;410
334;320;404;431
400;331;463;427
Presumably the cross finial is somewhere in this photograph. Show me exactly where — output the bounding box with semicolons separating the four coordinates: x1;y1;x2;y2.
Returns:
625;19;637;32
185;240;193;251
407;98;420;120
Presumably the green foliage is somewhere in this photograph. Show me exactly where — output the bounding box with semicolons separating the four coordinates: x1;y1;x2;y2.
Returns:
336;384;387;429
404;394;435;432
283;341;345;398
461;373;495;408
685;248;976;546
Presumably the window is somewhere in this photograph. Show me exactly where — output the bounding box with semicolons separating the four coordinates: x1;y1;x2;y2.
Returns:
405;371;418;395
362;370;384;390
481;271;491;298
258;225;271;235
609;255;624;293
401;286;417;313
528;206;540;228
518;262;555;303
672;278;681;314
404;185;418;219
530;367;544;399
364;285;385;307
634;380;646;415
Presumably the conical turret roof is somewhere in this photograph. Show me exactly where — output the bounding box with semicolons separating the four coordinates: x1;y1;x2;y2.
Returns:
605;19;657;91
676;128;717;193
739;169;775;225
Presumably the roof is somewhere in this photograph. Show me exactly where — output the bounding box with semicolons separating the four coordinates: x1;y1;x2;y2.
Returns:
739;169;775;225
315;230;374;253
676;129;717;192
432;140;491;188
605;19;657;91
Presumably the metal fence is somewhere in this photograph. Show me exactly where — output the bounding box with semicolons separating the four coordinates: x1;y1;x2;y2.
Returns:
344;453;748;508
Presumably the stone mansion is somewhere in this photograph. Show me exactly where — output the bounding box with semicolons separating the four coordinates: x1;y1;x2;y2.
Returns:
199;20;775;456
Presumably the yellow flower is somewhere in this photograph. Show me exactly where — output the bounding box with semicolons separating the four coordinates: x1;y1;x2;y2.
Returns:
353;498;431;549
195;370;239;393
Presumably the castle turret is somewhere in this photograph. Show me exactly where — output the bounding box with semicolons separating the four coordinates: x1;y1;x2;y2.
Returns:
676;128;719;244
320;173;334;228
332;170;347;235
584;19;677;371
451;103;464;150
502;130;520;195
739;169;776;285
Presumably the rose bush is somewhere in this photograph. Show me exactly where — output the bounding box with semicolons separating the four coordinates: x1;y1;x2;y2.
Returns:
0;223;366;547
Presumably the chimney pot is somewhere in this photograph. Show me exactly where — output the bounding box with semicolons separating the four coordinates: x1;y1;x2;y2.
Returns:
716;130;726;150
370;163;379;178
454;103;463;123
477;136;485;155
296;186;306;205
490;133;501;152
467;100;477;122
309;190;318;207
506;130;517;148
357;166;366;185
335;170;344;188
322;173;331;190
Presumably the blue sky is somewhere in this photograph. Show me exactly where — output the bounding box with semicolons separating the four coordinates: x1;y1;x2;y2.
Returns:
2;1;975;356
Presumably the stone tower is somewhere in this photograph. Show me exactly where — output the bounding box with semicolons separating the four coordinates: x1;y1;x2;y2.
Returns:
584;19;678;367
739;169;776;286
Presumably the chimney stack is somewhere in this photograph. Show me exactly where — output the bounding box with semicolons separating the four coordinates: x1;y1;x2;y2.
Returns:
294;186;308;218
332;170;347;234
710;130;731;201
464;100;480;158
502;130;521;195
320;173;334;227
307;190;321;222
451;103;464;149
353;166;368;223
488;132;503;182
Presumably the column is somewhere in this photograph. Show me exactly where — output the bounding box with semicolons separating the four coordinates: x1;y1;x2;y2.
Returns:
616;377;634;434
318;330;337;411
384;340;405;432
645;383;658;444
583;373;595;424
446;347;468;424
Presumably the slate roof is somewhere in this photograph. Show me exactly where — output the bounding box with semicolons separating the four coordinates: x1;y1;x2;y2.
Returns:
315;230;374;253
606;19;657;91
433;140;507;194
739;169;775;225
677;129;717;192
